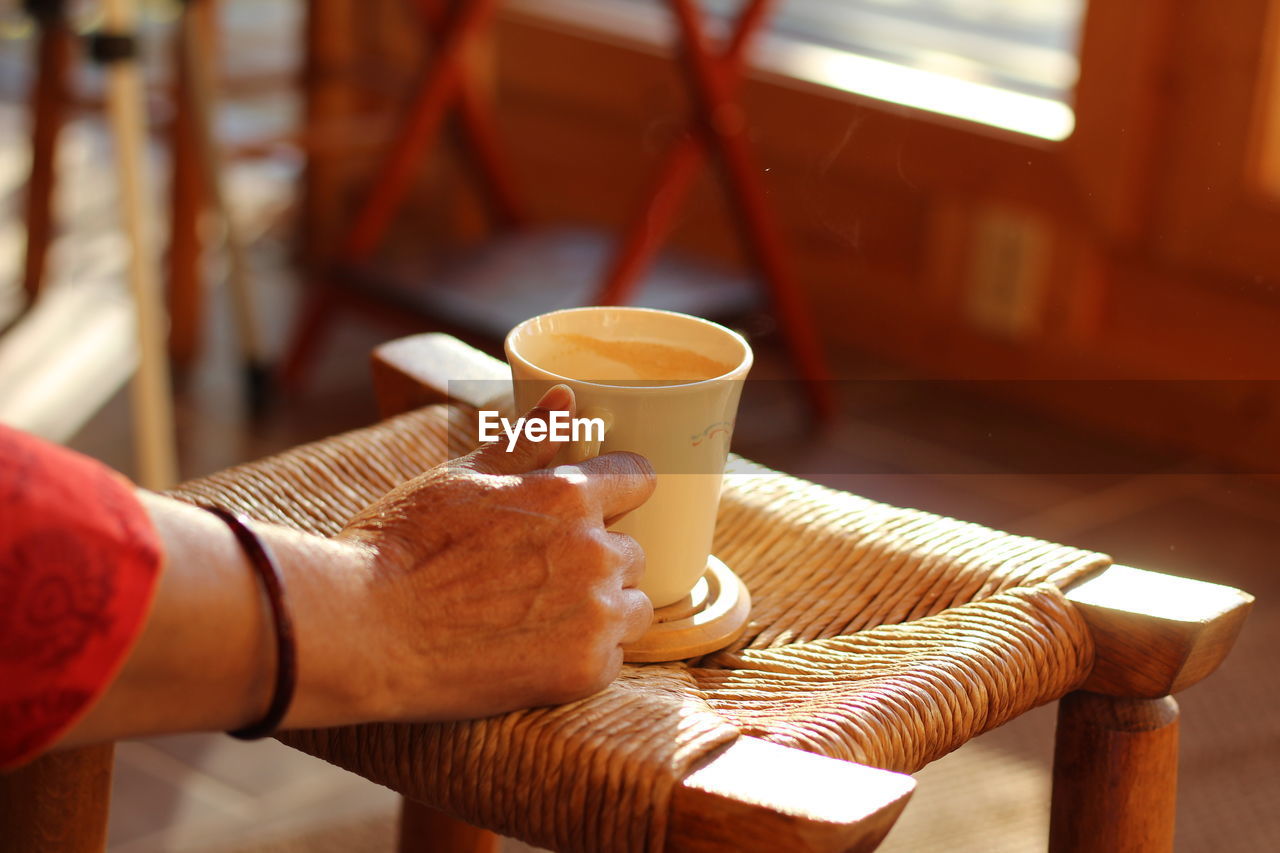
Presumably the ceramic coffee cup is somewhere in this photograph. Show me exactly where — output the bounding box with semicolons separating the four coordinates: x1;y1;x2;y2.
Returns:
505;306;752;608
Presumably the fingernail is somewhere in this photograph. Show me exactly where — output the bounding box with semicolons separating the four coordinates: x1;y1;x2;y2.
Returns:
536;383;574;412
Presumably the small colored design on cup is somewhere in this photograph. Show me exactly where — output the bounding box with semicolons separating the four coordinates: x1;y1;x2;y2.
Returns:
690;421;734;447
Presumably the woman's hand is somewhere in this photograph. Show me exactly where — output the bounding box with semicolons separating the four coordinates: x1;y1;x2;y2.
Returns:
339;385;656;721
55;387;653;751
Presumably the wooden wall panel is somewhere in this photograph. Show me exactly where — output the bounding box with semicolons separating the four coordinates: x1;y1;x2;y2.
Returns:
1153;0;1280;284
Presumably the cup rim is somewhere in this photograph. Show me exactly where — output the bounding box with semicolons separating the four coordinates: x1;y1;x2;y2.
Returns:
504;306;753;390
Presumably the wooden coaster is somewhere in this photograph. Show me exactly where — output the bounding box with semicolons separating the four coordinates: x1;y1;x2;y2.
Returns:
623;556;751;663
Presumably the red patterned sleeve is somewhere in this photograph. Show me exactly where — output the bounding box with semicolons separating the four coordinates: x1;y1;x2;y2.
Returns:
0;423;163;768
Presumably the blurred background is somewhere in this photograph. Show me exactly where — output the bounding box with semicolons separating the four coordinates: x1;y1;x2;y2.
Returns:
1;0;1278;850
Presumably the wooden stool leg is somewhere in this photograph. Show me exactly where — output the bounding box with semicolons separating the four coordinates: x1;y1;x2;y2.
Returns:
0;744;114;853
177;0;273;412
1049;692;1179;853
398;798;499;853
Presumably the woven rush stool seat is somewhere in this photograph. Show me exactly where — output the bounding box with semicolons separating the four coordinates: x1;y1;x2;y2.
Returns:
167;401;1106;852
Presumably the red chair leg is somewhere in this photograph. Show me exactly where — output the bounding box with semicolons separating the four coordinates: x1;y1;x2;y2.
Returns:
673;0;835;419
279;283;339;389
412;0;525;229
21;0;73;310
280;0;512;389
167;0;211;368
340;0;501;262
451;75;525;229
594;0;777;308
595;134;706;307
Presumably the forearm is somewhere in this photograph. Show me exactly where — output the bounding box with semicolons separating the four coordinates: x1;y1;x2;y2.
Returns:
58;493;382;748
50;389;653;751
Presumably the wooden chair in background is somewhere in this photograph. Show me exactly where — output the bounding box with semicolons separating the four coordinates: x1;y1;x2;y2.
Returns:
282;0;834;420
280;0;522;388
593;0;833;419
15;0;269;420
12;0;177;490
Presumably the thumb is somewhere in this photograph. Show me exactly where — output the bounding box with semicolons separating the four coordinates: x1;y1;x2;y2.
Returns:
462;384;575;476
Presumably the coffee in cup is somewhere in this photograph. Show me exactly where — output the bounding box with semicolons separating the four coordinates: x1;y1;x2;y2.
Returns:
505;307;751;608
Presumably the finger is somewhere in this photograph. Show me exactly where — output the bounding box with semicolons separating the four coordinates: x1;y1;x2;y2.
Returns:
566;451;657;523
618;589;654;644
461;384;575;476
606;531;646;589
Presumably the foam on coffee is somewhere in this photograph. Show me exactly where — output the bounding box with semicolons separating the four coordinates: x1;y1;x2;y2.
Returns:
533;332;735;383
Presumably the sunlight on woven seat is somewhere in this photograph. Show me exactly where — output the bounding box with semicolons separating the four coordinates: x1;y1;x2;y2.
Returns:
167;404;1108;852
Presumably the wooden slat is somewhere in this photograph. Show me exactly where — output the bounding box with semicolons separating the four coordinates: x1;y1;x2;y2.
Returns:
666;737;914;853
371;333;511;419
1063;564;1254;698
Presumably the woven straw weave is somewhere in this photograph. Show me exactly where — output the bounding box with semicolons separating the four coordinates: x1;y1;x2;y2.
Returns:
168;406;1105;853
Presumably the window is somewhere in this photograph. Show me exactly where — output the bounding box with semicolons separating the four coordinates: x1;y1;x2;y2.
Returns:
587;0;1086;139
1254;0;1280;198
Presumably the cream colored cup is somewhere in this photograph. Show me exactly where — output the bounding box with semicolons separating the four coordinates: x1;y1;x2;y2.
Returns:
505;307;752;608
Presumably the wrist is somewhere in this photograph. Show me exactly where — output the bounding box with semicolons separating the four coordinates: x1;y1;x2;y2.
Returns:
268;531;390;728
68;495;280;745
